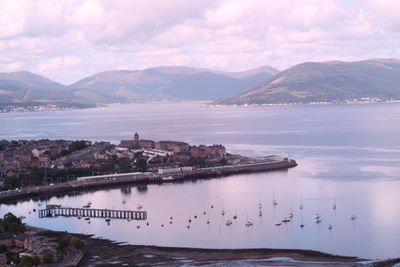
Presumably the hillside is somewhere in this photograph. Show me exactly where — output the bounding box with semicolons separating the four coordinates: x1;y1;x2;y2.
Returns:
215;59;400;105
68;66;278;101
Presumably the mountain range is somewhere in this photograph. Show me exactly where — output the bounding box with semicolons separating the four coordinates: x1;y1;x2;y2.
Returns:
0;66;278;106
1;58;400;109
216;59;400;105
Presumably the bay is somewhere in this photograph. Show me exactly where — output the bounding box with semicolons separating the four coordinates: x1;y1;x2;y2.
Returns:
1;102;400;259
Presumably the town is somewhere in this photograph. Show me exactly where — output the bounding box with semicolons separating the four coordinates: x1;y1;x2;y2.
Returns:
0;133;239;190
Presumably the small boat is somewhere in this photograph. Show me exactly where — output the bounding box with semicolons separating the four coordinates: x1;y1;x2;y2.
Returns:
137;205;143;210
77;216;81;219
258;203;262;209
88;221;91;224
315;218;322;223
299;194;304;210
328;224;333;230
288;212;293;219
259;211;262;217
233;215;238;220
351;215;357;220
136;225;140;229
272;199;278;206
105;218;111;222
314;213;320;220
203;211;206;215
127;219;131;222
146;222;149;226
33;209;36;212
188;219;192;223
187;225;190;229
161;224;164;227
221;210;225;216
194;215;197;219
85;217;90;221
275;222;282;226
211;205;214;209
300;223;305;228
226;220;233;226
245;221;253;227
169;221;172;224
206;220;210;224
122;200;126;204
333;204;336;210
282;217;290;223
170;216;173;220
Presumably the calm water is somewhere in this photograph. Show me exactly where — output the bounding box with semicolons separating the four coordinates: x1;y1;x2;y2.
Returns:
1;102;400;259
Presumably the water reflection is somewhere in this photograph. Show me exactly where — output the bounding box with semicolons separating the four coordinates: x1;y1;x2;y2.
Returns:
1;102;400;259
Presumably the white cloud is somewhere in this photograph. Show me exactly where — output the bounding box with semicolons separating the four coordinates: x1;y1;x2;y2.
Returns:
0;0;399;84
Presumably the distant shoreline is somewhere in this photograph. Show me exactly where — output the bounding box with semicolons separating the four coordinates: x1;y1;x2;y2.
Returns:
208;99;400;108
2;99;400;114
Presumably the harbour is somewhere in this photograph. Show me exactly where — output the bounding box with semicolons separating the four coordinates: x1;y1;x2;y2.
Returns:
0;158;296;203
1;102;400;259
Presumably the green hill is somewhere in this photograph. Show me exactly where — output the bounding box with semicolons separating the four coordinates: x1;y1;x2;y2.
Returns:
215;59;400;105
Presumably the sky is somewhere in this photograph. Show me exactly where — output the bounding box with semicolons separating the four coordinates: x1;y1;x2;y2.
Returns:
0;0;399;84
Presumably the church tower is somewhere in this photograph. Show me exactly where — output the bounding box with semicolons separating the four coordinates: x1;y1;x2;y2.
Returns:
134;132;140;149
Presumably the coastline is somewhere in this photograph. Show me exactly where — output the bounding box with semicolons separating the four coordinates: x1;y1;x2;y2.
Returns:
34;227;371;267
208;99;400;108
0;159;297;203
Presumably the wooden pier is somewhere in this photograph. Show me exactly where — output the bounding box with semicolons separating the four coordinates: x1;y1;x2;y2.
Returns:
39;205;147;220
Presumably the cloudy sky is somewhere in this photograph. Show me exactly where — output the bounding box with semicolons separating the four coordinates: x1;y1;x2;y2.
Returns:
0;0;399;84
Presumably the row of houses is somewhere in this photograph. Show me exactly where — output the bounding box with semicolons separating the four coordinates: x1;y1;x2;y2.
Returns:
0;231;57;259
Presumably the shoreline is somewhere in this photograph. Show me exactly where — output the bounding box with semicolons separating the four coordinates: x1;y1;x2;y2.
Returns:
208;99;400;108
35;228;371;266
0;159;297;203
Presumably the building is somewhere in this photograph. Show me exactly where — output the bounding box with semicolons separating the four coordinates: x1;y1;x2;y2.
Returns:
156;141;190;153
120;132;141;149
0;232;14;248
139;140;155;149
190;144;226;158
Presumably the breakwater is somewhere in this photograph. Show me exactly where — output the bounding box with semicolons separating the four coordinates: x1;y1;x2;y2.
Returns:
0;159;297;203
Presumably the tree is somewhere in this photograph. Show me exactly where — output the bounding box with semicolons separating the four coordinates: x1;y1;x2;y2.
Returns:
70;237;84;249
135;159;148;172
42;253;54;264
118;157;132;173
187;157;206;168
219;158;228;166
19;255;39;267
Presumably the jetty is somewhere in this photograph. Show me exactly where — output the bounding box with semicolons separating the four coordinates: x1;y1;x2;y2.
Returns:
38;205;147;220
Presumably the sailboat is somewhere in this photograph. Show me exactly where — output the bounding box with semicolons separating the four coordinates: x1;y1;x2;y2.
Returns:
299;194;303;210
245;221;253;227
314;212;322;223
272;191;278;206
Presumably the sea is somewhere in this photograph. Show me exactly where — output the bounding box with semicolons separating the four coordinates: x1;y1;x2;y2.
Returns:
1;101;400;259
